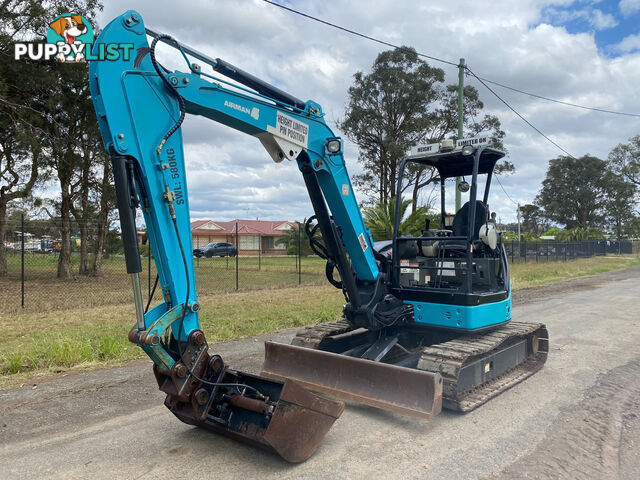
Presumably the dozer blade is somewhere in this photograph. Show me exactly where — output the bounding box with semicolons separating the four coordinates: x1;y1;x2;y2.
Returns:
261;341;443;419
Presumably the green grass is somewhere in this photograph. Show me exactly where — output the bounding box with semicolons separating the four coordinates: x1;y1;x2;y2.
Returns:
510;255;640;290
0;254;638;387
0;284;346;387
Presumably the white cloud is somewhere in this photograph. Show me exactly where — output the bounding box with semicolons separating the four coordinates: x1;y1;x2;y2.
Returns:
589;9;618;29
613;33;640;52
619;0;640;16
541;6;618;30
94;1;640;223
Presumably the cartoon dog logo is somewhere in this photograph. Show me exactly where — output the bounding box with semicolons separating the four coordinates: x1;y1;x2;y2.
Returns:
46;13;94;62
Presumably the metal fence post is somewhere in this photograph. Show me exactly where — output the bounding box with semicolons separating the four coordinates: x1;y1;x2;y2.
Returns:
298;222;301;285
258;233;261;271
21;213;25;309
148;238;151;299
523;240;527;263
235;222;239;291
511;239;514;264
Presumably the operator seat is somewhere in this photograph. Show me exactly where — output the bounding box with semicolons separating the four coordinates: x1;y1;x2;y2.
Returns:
452;200;488;241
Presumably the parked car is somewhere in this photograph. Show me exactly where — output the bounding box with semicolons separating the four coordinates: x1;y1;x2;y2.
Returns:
193;242;237;258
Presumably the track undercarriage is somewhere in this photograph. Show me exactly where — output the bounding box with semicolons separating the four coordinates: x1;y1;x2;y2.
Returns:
263;320;548;415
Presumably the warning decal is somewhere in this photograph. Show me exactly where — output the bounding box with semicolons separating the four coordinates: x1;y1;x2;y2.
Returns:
342;184;349;196
358;233;368;252
270;112;309;149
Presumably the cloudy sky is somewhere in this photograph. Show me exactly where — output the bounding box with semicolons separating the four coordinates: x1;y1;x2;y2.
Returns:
96;0;640;224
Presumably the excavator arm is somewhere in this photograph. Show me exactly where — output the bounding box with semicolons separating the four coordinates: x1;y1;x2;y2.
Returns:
91;10;388;331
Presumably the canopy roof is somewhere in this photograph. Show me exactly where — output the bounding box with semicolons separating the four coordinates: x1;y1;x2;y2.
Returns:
406;147;505;179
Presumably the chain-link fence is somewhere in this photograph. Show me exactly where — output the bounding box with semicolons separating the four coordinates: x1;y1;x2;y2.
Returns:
0;217;324;313
3;215;639;313
504;239;640;264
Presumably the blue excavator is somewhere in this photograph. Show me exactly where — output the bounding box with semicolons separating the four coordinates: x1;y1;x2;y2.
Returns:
90;11;548;462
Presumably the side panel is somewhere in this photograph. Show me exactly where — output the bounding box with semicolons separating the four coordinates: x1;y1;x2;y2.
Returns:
407;292;512;331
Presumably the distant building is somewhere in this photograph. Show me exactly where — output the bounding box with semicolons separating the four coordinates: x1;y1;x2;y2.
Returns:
191;219;295;255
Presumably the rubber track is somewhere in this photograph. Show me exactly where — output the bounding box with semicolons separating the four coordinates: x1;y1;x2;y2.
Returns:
291;321;354;348
418;321;549;412
290;321;548;413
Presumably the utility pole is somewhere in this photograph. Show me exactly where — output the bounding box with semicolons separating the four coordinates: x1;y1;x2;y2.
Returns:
456;58;465;212
517;202;521;260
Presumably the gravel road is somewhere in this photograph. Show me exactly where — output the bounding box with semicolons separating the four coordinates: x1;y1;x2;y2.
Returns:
1;267;639;480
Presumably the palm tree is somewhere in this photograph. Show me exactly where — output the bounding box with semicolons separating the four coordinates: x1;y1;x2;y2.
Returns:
276;222;317;255
556;227;604;242
363;197;430;241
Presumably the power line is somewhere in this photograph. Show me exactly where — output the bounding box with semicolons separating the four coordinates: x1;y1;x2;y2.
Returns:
261;0;458;67
494;175;519;206
475;76;640;118
261;0;640;119
464;68;576;158
261;0;577;159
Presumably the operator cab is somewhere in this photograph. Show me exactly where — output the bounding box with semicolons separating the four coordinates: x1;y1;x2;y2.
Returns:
384;142;510;332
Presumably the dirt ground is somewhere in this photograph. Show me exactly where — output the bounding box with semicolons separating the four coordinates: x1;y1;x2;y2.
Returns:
1;267;639;479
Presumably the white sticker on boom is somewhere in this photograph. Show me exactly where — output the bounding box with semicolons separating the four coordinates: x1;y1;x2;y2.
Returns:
267;112;309;149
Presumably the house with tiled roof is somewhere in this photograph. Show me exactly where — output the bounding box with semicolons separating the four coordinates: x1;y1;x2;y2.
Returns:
191;219;295;255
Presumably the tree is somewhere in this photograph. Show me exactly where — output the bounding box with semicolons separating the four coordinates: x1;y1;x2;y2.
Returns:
556;227;604;241
340;48;445;205
603;170;637;240
0;2;55;275
92;156;114;275
340;48;511;212
1;1;103;278
362;197;431;241
0;113;43;275
535;155;608;229
276;222;315;256
44;62;92;278
609;135;640;187
404;84;513;213
519;204;547;236
67;108;109;276
625;216;640;238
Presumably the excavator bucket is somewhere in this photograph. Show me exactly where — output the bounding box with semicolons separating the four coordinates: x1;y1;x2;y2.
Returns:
261;341;443;418
160;366;344;463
